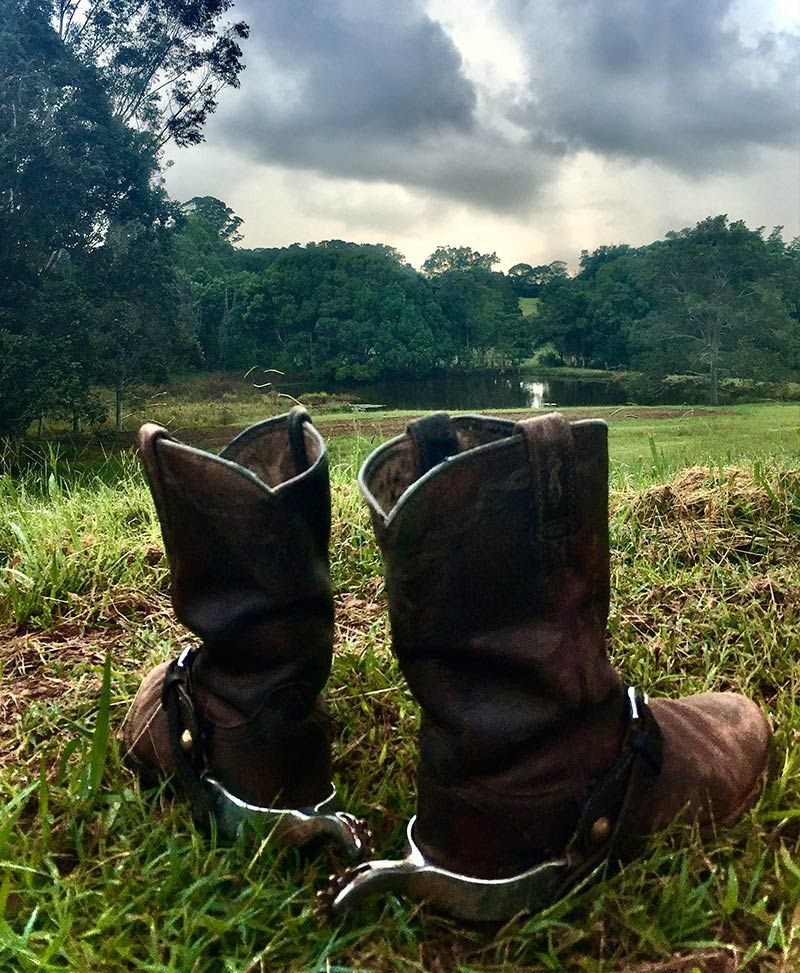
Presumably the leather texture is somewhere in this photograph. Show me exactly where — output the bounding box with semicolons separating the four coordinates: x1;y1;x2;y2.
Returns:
359;412;771;879
122;411;334;809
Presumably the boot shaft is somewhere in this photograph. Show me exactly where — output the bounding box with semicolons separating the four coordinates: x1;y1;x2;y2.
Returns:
138;411;335;714
360;413;622;764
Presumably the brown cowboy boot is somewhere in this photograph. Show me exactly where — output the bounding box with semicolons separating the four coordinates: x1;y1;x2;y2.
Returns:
122;408;367;855
323;412;771;918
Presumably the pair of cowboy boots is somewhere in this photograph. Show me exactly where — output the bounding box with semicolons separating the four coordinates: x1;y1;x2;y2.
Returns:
122;408;771;920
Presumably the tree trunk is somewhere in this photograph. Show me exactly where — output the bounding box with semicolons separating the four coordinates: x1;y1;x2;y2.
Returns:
708;361;719;406
72;412;82;434
708;311;723;406
116;379;123;432
37;414;44;438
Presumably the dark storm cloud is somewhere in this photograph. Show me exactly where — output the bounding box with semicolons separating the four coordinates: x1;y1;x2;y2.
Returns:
216;0;548;209
505;0;800;171
217;0;799;212
236;0;475;138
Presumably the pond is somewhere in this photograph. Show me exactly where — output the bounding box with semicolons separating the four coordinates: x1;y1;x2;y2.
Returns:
308;371;630;411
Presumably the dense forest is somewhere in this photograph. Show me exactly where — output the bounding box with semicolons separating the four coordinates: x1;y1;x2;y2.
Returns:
2;0;799;437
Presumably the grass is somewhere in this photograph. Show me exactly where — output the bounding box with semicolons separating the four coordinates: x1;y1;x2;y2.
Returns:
1;403;800;971
30;372;361;438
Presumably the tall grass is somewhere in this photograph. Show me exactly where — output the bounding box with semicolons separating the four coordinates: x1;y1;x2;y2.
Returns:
0;447;165;629
0;409;799;970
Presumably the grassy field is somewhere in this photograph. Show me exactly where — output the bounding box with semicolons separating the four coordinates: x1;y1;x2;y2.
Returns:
1;403;799;971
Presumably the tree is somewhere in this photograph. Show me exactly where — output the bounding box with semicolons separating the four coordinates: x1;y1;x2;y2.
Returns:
170;197;261;367
578;245;633;281
173;195;242;281
631;216;796;404
0;3;249;436
533;277;594;367
0;0;168;434
507;261;569;296
0;257;104;434
507;263;537;296
430;268;528;367
422;245;499;276
54;0;249;148
255;244;447;380
183;196;243;244
0;0;163;273
83;222;198;429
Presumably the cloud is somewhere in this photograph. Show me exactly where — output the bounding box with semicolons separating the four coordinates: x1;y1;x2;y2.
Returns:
502;0;800;172
237;0;475;137
191;0;799;219
214;0;552;209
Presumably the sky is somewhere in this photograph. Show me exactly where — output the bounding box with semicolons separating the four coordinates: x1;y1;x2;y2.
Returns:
163;0;800;271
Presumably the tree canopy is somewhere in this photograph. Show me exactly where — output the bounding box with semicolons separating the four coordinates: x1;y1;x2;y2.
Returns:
533;216;799;402
55;0;249;149
422;245;499;276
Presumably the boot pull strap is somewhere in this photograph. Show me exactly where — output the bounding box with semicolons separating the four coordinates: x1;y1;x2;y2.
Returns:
407;413;460;475
288;406;312;474
515;412;576;540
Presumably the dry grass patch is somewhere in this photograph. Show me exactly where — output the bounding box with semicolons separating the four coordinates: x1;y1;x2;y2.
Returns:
624;465;799;526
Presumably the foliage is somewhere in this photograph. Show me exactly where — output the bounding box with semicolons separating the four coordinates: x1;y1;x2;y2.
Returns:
54;0;249;149
507;260;568;296
577;245;633;281
421;244;499;275
0;0;178;434
534;217;799;402
429;267;528;368
0;0;162;268
251;242;449;380
81;222;199;428
631;217;798;404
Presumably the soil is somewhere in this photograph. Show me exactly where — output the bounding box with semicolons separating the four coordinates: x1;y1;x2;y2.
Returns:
35;406;727;456
170;406;726;452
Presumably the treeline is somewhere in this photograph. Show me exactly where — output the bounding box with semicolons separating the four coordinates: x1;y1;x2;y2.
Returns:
180;215;526;381
532;219;800;404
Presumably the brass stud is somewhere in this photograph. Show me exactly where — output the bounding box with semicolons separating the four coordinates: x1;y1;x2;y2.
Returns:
180;729;194;752
591;817;611;843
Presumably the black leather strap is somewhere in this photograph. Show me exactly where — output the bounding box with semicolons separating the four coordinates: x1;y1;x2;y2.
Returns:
161;648;215;821
406;413;460;475
564;689;663;873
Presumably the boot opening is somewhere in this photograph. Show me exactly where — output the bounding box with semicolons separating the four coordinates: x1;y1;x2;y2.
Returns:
220;416;325;487
363;414;517;515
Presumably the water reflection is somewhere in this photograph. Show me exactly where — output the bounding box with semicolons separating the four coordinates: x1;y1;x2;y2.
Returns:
296;371;630;411
520;380;550;410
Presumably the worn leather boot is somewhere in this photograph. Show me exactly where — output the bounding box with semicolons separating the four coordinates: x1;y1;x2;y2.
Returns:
122;408;367;855
324;412;771;918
